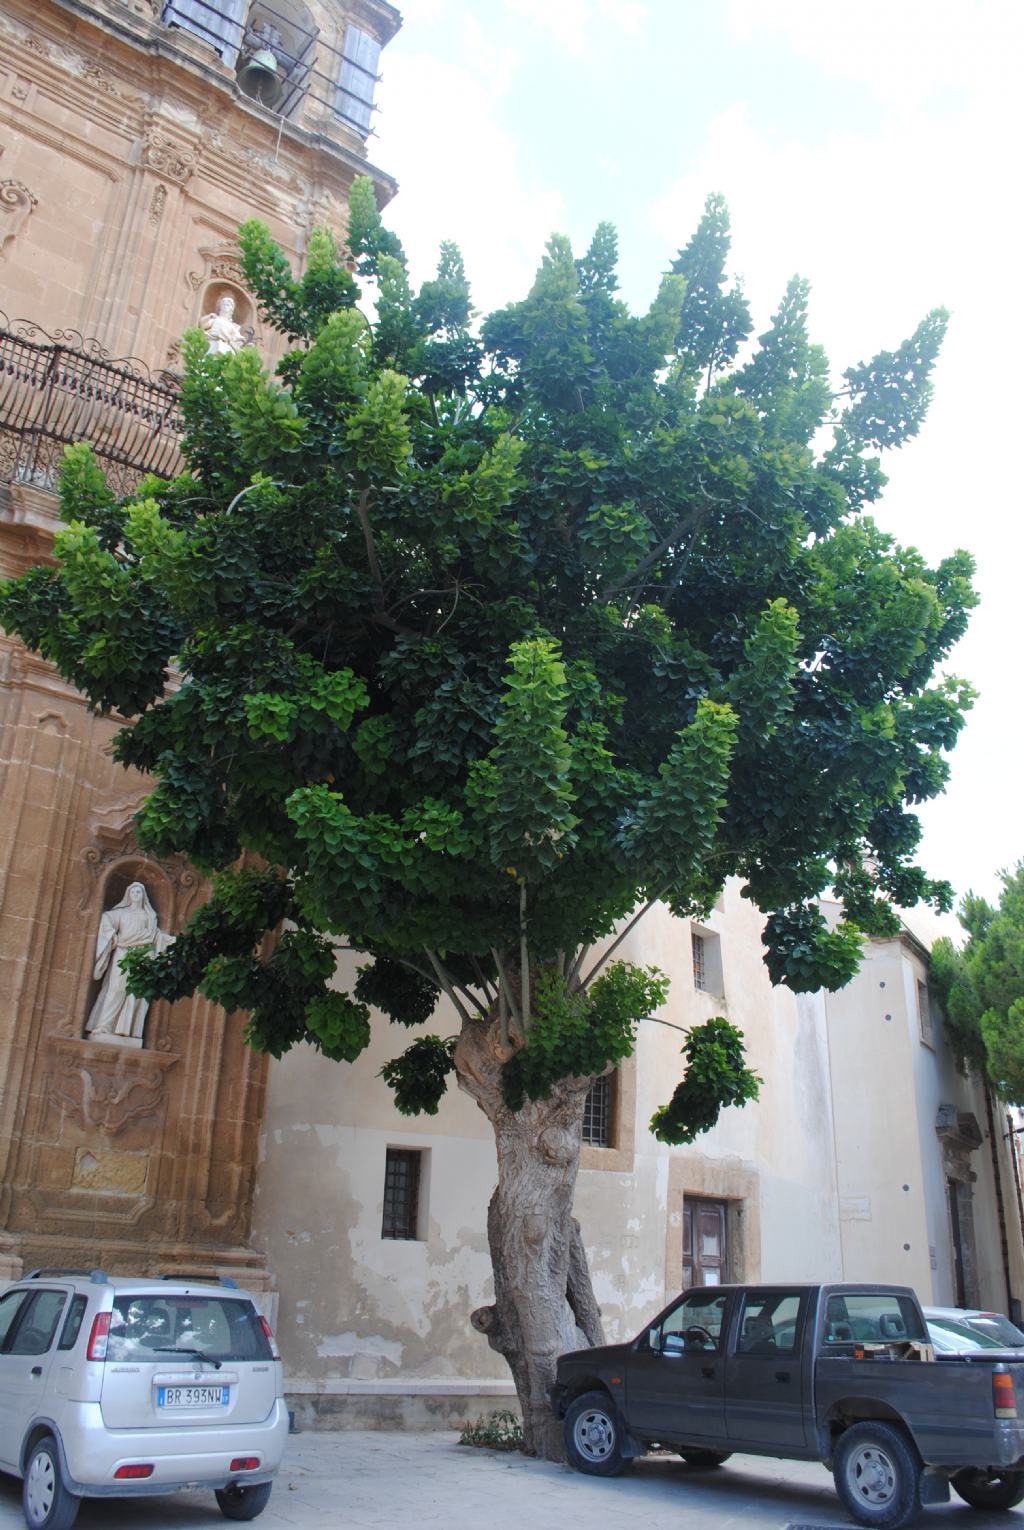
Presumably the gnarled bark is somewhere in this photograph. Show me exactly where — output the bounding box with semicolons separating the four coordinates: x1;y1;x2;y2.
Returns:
456;1014;605;1460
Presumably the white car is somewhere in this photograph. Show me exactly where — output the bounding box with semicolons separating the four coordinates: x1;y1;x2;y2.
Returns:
923;1304;1024;1350
0;1269;289;1530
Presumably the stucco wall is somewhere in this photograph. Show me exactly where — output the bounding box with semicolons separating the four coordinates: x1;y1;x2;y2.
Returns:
825;918;1024;1314
252;881;849;1405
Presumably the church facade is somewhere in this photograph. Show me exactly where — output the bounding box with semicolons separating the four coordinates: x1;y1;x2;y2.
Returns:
1;0;1022;1428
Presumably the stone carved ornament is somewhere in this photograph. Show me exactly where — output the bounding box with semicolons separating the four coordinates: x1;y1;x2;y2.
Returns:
141;131;197;184
84;882;175;1046
50;1062;167;1136
0;180;38;253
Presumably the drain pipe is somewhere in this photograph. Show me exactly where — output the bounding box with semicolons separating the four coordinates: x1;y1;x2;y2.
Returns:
983;1084;1014;1315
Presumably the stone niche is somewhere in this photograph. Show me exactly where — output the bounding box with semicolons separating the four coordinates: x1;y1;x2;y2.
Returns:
0;801;272;1294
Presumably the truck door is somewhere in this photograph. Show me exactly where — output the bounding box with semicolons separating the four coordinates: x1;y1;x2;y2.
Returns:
724;1289;809;1450
626;1289;729;1444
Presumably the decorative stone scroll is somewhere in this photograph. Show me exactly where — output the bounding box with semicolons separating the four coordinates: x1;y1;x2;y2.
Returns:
141;130;197;184
0;180;38;254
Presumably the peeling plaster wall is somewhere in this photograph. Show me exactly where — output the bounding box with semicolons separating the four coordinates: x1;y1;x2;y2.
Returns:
252;883;1023;1416
252;880;848;1405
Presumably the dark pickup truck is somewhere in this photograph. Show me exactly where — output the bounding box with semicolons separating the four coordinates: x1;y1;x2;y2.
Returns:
550;1282;1024;1528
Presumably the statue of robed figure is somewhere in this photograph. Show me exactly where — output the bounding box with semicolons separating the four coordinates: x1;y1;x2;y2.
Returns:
84;882;174;1045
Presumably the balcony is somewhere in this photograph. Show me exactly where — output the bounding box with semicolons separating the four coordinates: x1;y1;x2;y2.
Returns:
0;313;184;500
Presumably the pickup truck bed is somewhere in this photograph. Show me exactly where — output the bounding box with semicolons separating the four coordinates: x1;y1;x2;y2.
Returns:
550;1282;1024;1528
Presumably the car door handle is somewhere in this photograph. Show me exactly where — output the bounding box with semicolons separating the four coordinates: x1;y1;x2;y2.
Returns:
774;1370;790;1383
701;1366;715;1379
31;1366;42;1377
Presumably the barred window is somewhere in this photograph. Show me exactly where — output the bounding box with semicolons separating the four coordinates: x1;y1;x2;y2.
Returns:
382;1148;421;1240
582;1074;612;1148
692;932;706;991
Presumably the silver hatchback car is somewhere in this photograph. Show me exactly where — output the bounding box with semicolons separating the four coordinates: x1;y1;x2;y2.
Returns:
0;1269;289;1529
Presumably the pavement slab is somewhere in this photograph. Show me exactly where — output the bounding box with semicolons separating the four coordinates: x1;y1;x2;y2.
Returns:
1;1431;1022;1529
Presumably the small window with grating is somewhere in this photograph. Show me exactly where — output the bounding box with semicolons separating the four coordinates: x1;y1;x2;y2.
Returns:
582;1073;613;1148
382;1148;421;1239
692;932;707;991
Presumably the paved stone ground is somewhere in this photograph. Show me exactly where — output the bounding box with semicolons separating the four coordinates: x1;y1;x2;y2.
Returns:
0;1432;1021;1529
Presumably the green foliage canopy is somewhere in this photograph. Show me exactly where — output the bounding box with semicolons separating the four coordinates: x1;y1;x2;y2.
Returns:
0;185;976;1144
931;864;1024;1103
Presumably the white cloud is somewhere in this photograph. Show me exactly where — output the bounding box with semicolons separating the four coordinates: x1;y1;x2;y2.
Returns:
374;45;565;313
504;0;647;57
726;0;1024;108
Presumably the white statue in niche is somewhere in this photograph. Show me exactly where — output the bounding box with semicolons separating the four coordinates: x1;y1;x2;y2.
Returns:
84;882;175;1047
199;293;248;354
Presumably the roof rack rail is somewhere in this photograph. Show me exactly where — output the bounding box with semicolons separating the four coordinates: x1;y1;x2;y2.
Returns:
157;1273;240;1288
25;1268;109;1283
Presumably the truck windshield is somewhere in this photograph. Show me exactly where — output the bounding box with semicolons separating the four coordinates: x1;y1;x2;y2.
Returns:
823;1293;927;1345
106;1295;272;1364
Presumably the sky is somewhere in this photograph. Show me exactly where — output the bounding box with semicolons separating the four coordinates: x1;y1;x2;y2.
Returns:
369;0;1023;931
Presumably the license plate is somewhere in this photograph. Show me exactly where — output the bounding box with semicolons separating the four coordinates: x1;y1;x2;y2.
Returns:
157;1385;229;1408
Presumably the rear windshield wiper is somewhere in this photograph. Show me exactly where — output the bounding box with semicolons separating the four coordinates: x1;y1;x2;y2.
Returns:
153;1346;223;1370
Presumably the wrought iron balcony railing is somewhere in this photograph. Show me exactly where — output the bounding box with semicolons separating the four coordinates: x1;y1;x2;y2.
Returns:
0;314;184;499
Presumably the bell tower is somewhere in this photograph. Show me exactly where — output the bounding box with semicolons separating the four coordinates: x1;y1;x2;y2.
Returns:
0;0;399;1287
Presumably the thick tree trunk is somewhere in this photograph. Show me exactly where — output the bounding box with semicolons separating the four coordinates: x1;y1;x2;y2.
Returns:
457;1015;605;1460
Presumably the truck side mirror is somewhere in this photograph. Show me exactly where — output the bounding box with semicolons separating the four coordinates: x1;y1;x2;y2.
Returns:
648;1327;662;1353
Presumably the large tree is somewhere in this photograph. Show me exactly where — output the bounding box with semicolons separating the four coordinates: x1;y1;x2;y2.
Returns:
0;181;976;1457
931;864;1024;1102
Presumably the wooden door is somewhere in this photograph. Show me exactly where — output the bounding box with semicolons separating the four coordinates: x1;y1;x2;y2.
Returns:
683;1198;728;1287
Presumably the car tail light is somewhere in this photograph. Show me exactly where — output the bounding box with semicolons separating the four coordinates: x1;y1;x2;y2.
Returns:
87;1312;111;1361
114;1465;154;1479
994;1372;1017;1418
230;1457;260;1471
259;1315;281;1360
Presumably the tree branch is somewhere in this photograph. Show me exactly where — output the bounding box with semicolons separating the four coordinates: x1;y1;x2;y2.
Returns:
601;504;705;603
566;944;590;992
578;888;669;990
490;946;523;1037
354;487;384;594
423;946;474;1027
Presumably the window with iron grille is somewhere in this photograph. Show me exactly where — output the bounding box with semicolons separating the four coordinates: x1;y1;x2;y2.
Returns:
582;1074;613;1148
692;932;707;991
382;1148;421;1239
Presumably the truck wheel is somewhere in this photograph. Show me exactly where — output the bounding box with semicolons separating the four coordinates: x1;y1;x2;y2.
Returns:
952;1468;1024;1511
833;1421;922;1529
563;1391;630;1477
679;1450;732;1468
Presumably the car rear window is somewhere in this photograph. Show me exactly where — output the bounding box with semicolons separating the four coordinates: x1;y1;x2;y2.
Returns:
823;1293;927;1345
107;1295;272;1364
967;1314;1024;1347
